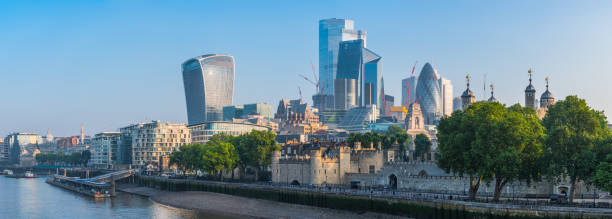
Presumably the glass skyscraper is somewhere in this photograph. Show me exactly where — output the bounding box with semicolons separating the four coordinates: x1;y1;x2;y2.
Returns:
182;54;235;125
401;76;418;107
319;18;366;96
415;63;441;125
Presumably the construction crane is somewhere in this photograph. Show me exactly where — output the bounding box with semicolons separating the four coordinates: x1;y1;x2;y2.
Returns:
298;61;326;110
298;86;303;102
404;61;418;106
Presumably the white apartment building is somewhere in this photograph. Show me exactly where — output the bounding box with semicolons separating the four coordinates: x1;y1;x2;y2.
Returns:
130;121;191;168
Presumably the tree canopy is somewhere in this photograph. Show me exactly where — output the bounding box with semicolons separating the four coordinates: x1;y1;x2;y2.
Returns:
541;95;611;202
414;134;432;160
437;101;545;201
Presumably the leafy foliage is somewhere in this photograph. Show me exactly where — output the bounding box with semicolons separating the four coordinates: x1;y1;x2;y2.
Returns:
437;101;545;201
35;151;91;166
541;96;610;202
414;134;432;160
593;154;612;193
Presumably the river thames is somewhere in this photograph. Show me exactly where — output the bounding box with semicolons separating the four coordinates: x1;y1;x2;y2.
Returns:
0;176;230;219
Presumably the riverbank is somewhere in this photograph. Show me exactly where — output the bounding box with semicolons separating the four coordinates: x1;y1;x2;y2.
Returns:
119;185;408;219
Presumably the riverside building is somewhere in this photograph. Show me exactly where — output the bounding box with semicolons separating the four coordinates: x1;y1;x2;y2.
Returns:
128;121;191;168
189;121;271;144
90;132;120;169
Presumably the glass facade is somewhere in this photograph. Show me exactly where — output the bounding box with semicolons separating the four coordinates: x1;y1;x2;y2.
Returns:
415;63;441;125
319;18;366;96
182;54;234;125
189;121;271;144
401;76;418;107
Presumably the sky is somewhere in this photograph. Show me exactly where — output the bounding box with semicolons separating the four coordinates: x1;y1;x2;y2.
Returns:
1;0;611;137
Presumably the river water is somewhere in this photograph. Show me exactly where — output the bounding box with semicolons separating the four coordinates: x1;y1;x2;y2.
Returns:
0;176;221;219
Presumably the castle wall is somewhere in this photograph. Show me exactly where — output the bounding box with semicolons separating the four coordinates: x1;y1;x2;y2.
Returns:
350;150;383;174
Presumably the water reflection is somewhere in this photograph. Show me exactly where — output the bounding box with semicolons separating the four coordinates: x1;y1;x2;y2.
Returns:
0;176;227;219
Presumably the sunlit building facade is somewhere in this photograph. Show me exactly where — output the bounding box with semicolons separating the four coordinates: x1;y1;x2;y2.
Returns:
415;63;441;125
129;121;191;168
189;121;271;144
182;54;235;125
319;18;366;97
91;132;120;168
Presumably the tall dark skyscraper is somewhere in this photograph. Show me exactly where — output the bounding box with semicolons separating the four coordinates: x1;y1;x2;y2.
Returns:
182;54;235;125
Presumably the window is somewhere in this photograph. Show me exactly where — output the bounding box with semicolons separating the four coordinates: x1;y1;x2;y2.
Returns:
369;165;375;174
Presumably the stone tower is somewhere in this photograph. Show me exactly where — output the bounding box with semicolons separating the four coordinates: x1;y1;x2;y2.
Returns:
309;149;323;185
271;151;281;183
525;69;536;108
540;77;554;109
406;103;425;130
461;74;475;110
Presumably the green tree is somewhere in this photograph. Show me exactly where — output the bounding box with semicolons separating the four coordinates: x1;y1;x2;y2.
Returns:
593;154;612;193
414;134;432;160
202;141;238;181
438;101;545;201
233;130;280;181
541;96;609;202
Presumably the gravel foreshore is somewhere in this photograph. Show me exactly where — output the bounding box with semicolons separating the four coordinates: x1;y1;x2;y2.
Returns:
119;186;409;219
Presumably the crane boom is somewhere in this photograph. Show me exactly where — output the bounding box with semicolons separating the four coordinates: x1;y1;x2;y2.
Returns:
405;61;418;106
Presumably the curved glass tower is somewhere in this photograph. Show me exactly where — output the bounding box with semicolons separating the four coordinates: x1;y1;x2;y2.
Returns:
182;54;234;125
415;63;441;125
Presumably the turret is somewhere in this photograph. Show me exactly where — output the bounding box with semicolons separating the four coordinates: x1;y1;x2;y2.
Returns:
271;151;281;183
309;149;322;185
461;74;475;110
488;84;498;103
540;77;554;109
525;69;536;108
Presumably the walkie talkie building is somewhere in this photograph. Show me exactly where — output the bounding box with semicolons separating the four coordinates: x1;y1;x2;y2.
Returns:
182;54;235;125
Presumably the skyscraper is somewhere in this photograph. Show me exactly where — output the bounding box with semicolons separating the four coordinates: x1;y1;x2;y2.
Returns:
438;77;453;116
415;63;441;125
401;76;417;107
334;39;382;111
319;18;366;97
182;54;235;125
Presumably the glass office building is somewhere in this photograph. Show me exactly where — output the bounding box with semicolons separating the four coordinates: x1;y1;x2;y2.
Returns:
189;121;271;144
415;63;441;125
182;54;235;125
319;18;366;96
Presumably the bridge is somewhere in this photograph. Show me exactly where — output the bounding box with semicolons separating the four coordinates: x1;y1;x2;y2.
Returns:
89;169;136;183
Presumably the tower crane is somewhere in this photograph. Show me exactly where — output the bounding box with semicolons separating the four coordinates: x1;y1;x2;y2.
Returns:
298;61;326;110
404;61;418;106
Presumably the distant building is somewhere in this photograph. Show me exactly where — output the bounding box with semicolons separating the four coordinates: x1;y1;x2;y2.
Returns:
275;99;327;135
189;121;271;144
537;77;555;118
383;94;394;117
439;77;453;117
223;103;274;121
401;76;417;107
488;84;498;103
182;54;235;125
389;106;407;122
5;133;41;166
338;105;379;132
91;132;120;169
312;94;335;112
128;121;191;168
0;139;7;163
334;39;383;111
319;18;366;97
415;63;441;125
452;97;462;112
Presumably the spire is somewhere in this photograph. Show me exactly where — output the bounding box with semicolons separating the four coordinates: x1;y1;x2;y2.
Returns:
80;123;84;144
490;84;494;97
528;68;533;85
466;74;471;89
545;76;549;91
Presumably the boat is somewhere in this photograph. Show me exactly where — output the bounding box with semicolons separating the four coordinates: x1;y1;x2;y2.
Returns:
2;169;13;176
24;171;36;178
46;175;112;198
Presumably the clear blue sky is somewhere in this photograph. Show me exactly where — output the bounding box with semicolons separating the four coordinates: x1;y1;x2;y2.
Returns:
1;0;611;137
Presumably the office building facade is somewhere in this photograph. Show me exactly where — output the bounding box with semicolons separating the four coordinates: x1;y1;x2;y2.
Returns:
5;133;41;166
189;121;271;144
439;77;453;116
401;76;417;107
182;54;235;125
91;132;120;168
319;18;366;97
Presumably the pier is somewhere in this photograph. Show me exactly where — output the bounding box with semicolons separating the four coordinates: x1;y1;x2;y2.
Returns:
46;169;136;198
